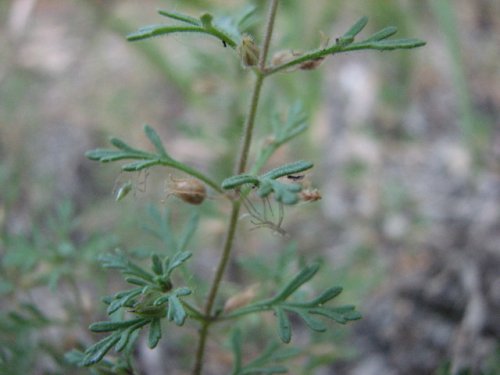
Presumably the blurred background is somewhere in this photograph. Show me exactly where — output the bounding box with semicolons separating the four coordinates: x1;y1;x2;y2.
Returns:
0;0;499;374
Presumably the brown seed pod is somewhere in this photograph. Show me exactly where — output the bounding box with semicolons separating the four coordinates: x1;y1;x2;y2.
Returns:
166;176;206;205
298;56;325;70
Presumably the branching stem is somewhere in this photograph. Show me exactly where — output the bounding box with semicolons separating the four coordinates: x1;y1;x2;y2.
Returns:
191;1;279;373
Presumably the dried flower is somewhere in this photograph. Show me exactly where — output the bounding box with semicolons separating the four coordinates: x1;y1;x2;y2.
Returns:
237;35;260;68
298;57;325;70
299;188;322;202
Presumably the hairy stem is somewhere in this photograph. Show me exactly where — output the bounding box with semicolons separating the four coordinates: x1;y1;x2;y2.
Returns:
191;1;279;374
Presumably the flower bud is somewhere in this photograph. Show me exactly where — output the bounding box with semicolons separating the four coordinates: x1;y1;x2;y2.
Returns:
167;176;206;205
237;35;260;68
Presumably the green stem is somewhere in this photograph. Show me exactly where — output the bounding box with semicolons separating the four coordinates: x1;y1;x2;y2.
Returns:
236;0;279;174
220;301;274;321
160;158;223;194
235;74;264;174
265;40;425;76
191;2;279;374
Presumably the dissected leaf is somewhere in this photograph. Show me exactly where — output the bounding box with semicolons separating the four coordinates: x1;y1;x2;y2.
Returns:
158;10;201;26
89;318;143;333
151;254;163;275
148;318;162;348
121;159;159;171
166;251;192;275
292;309;327;332
291;286;343;307
167;295;187;325
221;174;260;190
127;25;205;42
110;138;137;152
260;160;314;180
367;38;426;50
81;333;121;366
272;263;320;302
230;329;243;373
363;26;398;42
342;16;368;39
309;305;362;324
274;307;291;343
144;124;169;158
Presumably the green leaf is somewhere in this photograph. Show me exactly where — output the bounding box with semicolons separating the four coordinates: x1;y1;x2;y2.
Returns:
167;295;187;325
151;254;163;275
85;149;133;162
114;326;135;352
81;333;121;366
274;307;291;343
290;286;343;307
309;305;362;324
272;263;320;302
260;160;314;180
128;10;238;48
363;26;398;42
166;251;192;275
110;137;137;152
106;288;142;314
89;318;143;333
144;124;169;158
230;329;243;374
158;10;201;26
148;318;162;348
175;287;192;297
127;25;206;42
221;174;260;190
153;294;170;306
342;16;368;39
292;309;327;332
125;277;150;286
121;159;159;171
368;38;427;50
101;252;155;283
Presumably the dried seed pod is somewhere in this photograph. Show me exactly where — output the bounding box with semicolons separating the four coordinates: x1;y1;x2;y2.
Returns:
271;50;296;66
167;176;206;205
237;35;260;68
298;56;325;70
299;188;322;202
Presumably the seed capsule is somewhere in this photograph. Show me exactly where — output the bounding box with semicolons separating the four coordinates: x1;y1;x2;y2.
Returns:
237;35;260;68
167;176;206;205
